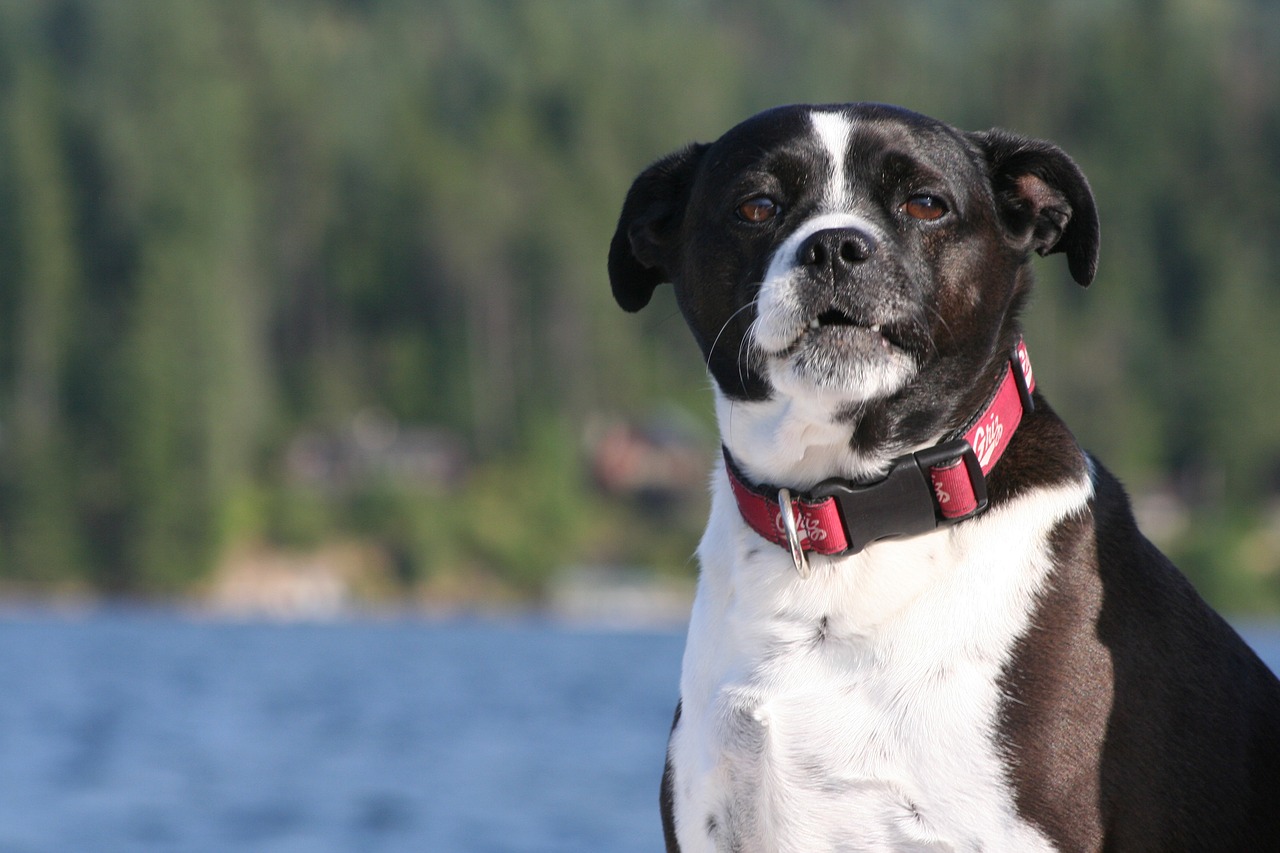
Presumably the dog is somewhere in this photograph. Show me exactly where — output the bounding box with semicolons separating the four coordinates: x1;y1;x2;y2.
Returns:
608;103;1280;852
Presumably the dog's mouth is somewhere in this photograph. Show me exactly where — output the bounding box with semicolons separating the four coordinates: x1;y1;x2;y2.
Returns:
757;300;921;398
805;308;896;350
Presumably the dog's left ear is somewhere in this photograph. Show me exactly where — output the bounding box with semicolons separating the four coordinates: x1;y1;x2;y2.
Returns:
608;143;707;311
971;129;1100;286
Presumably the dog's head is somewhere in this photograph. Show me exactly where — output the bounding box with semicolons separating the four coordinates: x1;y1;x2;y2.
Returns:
609;103;1098;481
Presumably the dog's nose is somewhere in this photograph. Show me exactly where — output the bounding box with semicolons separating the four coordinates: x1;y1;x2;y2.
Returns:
797;228;878;274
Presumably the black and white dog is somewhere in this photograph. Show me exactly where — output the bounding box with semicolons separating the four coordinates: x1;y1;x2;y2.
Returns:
609;103;1280;852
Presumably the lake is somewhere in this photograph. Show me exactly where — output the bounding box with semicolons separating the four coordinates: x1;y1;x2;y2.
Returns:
0;611;1276;853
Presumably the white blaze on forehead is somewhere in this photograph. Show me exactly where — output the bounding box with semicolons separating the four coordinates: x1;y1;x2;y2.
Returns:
810;110;854;210
752;111;883;356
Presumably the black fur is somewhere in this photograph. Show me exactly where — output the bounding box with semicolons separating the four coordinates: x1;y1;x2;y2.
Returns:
1000;466;1280;849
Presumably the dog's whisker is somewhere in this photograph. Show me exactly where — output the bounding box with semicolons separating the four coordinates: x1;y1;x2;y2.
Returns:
705;300;758;374
738;316;760;392
921;305;949;355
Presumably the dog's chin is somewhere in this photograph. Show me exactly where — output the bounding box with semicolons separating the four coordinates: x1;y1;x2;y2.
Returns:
769;325;916;404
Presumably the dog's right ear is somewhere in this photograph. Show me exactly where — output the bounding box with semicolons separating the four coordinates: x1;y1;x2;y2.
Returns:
608;144;707;312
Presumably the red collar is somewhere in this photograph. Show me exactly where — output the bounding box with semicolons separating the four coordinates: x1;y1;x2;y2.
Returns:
725;339;1035;576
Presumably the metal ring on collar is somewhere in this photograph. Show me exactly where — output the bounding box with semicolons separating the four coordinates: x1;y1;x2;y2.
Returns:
777;488;811;579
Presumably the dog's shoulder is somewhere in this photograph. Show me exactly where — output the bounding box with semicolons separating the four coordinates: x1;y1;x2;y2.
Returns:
1000;455;1280;848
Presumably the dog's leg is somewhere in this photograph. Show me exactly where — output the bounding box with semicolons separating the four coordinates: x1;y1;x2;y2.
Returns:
660;702;682;852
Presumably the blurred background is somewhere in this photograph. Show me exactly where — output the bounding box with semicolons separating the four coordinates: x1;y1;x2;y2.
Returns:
1;0;1279;615
1;2;1279;851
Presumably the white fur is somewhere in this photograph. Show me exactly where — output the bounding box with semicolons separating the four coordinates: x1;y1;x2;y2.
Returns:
811;110;854;210
669;456;1092;852
716;387;899;489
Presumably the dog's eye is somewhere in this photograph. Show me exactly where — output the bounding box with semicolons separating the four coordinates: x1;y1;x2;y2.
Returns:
737;197;780;223
902;194;949;221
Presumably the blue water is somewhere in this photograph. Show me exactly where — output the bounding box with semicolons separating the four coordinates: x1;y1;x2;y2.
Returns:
0;612;1277;853
0;612;684;853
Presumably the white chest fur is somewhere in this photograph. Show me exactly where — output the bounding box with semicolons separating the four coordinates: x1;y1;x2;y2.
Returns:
668;469;1092;853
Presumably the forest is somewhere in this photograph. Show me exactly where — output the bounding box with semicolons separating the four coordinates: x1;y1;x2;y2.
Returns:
1;0;1278;612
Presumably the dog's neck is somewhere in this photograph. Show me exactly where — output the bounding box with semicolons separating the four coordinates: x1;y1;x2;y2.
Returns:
714;344;1022;494
713;390;892;491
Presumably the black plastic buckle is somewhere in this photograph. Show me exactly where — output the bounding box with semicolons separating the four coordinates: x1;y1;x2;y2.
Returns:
810;439;987;555
1010;346;1036;416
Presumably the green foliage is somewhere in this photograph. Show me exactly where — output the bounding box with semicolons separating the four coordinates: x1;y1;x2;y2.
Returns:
1175;508;1280;617
0;0;1277;608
